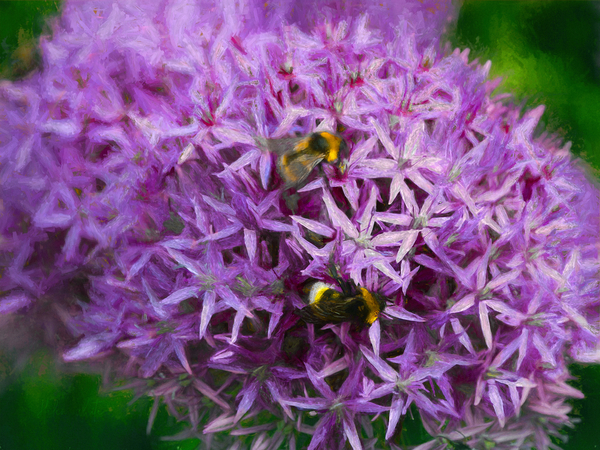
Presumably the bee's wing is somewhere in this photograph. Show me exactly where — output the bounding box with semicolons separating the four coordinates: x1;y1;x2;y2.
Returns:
328;261;356;297
265;137;304;156
277;152;324;187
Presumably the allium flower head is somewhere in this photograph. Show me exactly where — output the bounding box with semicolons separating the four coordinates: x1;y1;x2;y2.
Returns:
0;1;598;449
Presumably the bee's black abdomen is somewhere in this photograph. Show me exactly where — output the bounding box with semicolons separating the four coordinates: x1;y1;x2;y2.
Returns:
342;297;371;323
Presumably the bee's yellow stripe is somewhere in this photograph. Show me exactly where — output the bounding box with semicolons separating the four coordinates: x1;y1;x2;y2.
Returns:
318;132;341;162
309;282;333;305
359;287;381;325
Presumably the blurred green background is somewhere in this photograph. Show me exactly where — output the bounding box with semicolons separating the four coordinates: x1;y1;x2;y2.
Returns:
0;1;599;449
451;0;600;173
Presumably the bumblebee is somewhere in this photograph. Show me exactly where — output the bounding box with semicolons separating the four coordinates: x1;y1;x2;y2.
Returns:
265;131;347;188
296;268;386;326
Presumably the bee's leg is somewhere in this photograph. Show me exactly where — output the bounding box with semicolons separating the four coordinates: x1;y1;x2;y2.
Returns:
282;191;299;214
316;164;325;178
327;256;341;281
327;260;354;296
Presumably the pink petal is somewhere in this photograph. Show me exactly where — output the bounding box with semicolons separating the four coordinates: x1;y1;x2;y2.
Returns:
234;381;259;422
370;117;397;159
173;339;192;374
0;292;33;314
487;381;505;427
199;291;216;339
368;320;381;356
244;228;257;261
323;189;359;238
342;414;362;450
291;216;335;237
385;396;404;440
479;301;493;349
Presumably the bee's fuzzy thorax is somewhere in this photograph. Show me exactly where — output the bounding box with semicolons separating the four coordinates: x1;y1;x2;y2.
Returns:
308;281;336;304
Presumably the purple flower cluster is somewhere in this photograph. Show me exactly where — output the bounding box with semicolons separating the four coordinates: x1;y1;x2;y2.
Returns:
1;0;598;449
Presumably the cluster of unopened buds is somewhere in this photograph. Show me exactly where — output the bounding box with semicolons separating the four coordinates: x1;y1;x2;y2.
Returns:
0;1;598;449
